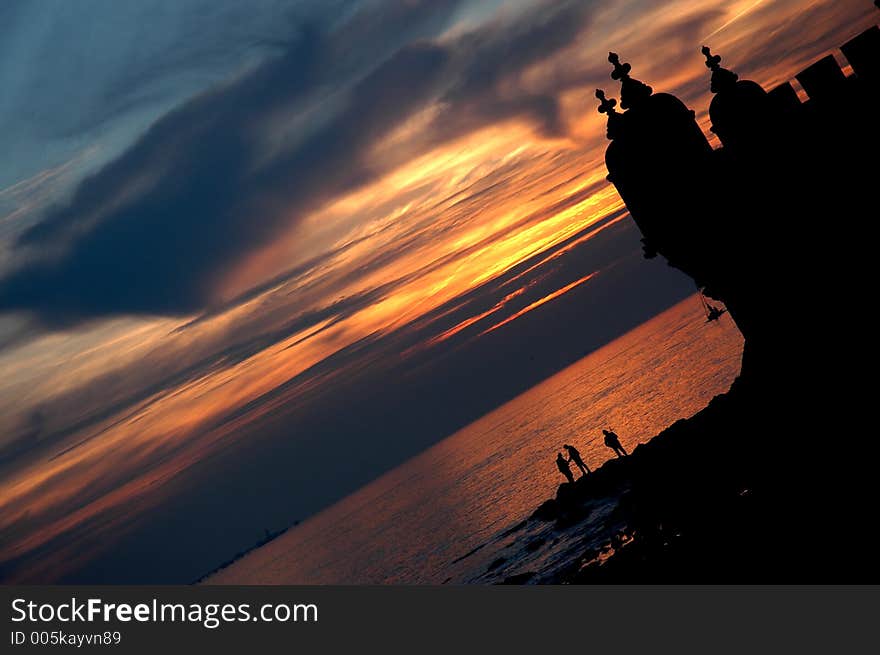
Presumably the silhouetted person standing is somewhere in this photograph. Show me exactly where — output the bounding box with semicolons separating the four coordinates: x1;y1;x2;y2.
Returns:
603;429;628;457
563;444;590;477
556;452;575;484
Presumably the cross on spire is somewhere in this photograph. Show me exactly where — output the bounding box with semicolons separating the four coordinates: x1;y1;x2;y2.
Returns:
608;52;632;80
701;46;739;93
606;52;653;109
596;89;618;115
702;46;722;71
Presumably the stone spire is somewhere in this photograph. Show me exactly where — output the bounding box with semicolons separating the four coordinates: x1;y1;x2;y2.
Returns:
596;89;624;140
608;52;653;109
702;46;739;94
701;46;771;148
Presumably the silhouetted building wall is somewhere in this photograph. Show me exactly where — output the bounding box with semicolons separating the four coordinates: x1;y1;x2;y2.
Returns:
767;82;800;113
598;16;879;362
796;55;848;101
842;25;880;81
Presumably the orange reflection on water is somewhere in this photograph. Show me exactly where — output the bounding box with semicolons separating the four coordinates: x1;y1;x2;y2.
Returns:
210;295;745;584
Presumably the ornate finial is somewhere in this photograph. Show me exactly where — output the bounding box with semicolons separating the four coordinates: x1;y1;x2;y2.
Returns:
607;52;653;109
702;46;722;71
609;52;632;80
596;89;624;140
596;89;618;115
702;46;739;93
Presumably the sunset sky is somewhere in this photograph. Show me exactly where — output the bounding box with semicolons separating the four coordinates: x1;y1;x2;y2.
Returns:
0;0;875;583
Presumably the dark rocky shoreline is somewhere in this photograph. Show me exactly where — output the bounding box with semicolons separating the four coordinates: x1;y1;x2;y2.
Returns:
513;361;875;583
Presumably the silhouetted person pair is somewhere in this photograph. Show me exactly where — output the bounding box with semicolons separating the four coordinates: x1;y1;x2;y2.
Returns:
556;452;575;484
563;444;591;476
603;429;628;457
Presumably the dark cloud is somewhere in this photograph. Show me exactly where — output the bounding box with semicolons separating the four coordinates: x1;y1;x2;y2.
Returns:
435;0;599;138
0;0;606;327
0;0;462;326
0;0;349;197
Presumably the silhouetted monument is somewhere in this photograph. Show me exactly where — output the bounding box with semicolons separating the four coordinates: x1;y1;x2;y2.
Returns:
702;46;773;150
593;4;880;578
598;11;878;377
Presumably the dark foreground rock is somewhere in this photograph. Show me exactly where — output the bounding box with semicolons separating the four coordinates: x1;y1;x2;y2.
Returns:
515;365;880;583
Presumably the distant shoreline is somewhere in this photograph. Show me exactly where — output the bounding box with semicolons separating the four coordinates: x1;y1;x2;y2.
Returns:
193;523;298;584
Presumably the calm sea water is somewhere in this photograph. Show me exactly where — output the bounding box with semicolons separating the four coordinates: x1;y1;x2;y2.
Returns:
210;295;744;584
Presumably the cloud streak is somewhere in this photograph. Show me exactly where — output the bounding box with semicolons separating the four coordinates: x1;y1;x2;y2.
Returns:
0;0;605;326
